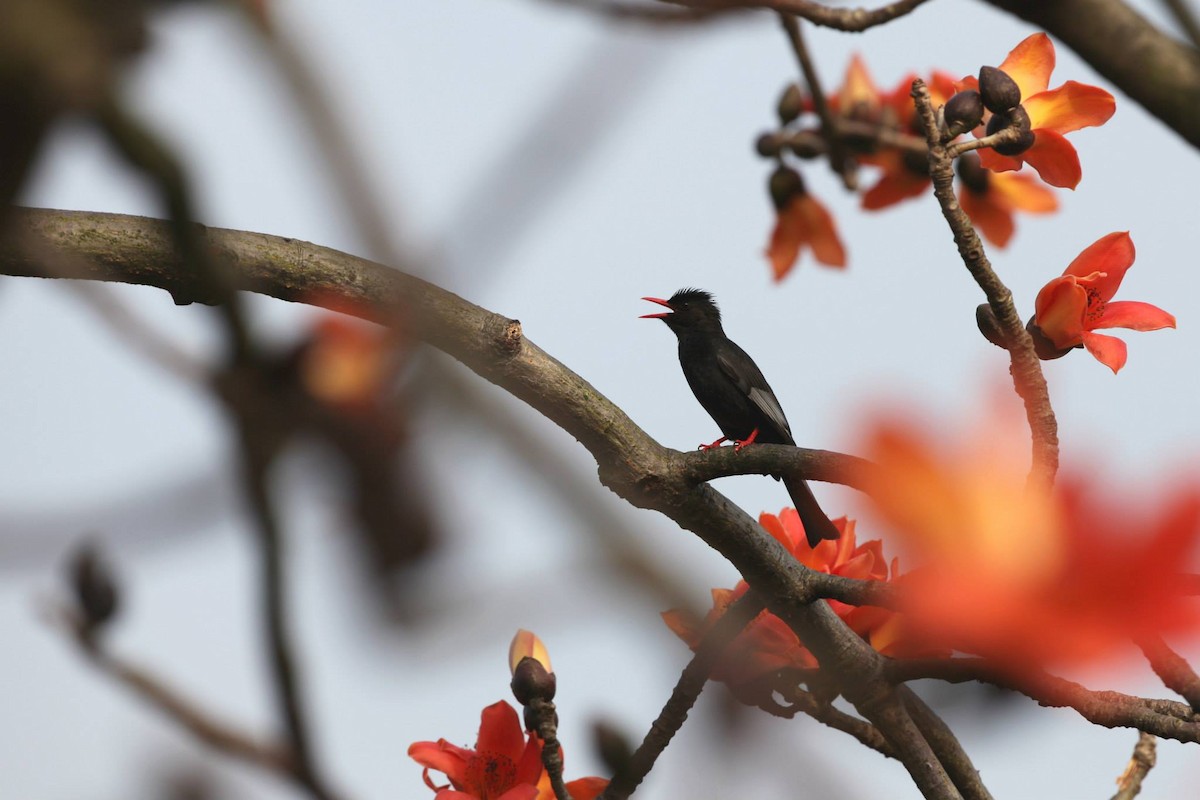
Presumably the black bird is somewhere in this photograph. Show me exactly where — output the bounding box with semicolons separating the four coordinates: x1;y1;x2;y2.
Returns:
641;288;840;547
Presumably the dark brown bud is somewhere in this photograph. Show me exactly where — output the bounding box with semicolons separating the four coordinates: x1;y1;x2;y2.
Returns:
956;152;990;195
978;66;1021;113
511;655;557;705
944;90;984;134
985;105;1034;156
591;719;634;775
1027;318;1077;360
976;304;1007;349
777;83;804;125
768;165;806;210
69;541;119;632
755;132;784;158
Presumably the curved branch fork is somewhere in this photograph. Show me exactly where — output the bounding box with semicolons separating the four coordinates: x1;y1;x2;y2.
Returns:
4;208;975;799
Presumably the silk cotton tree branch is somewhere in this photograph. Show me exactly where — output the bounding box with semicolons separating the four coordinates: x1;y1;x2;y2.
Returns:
909;79;1060;487
2;208;977;800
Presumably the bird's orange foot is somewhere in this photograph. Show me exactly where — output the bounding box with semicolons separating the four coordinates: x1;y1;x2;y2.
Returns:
698;436;729;451
733;429;760;452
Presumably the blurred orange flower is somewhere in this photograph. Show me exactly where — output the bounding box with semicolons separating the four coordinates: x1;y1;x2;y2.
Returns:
1033;231;1175;373
967;33;1115;189
662;512;939;688
863;409;1200;673
766;188;847;280
408;701;607;800
956;152;1057;247
859;71;956;211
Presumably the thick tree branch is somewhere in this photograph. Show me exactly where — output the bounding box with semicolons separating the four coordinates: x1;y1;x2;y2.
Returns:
661;0;933;31
981;0;1200;149
1;208;966;799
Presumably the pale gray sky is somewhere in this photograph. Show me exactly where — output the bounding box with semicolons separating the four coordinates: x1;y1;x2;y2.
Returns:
3;1;1199;798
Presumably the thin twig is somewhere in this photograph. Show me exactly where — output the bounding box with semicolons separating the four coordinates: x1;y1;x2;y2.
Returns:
661;0;933;31
601;592;766;800
909;78;1059;488
778;14;857;189
96;97;333;799
541;0;747;23
774;684;896;757
55;615;306;789
884;657;1200;745
1110;732;1156;800
1138;634;1200;713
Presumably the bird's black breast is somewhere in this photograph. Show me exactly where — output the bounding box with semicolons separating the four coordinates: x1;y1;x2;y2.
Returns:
676;334;794;445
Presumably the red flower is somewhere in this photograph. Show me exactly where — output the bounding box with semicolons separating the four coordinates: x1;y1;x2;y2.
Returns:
408;701;607;800
967;33;1115;189
859;71;957;211
766;188;847;280
662;512;939;687
1033;231;1175;373
956;152;1057;247
862;407;1200;674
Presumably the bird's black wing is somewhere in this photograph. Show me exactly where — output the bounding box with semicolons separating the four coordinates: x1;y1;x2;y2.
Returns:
715;345;793;442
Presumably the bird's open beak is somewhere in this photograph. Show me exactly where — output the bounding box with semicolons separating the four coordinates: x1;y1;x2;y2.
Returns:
639;296;673;319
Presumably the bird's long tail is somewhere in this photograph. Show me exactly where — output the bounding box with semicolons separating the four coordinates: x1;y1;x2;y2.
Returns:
782;475;840;547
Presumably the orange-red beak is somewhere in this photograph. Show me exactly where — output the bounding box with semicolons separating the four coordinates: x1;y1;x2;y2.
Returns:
640;296;673;319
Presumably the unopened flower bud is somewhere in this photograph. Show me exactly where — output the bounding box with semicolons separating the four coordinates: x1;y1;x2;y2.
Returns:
978;66;1021;113
755;132;784;158
69;541;119;633
943;90;984;134
591;719;634;775
776;83;804;125
509;628;552;675
511;656;557;705
956;152;990;195
768;165;806;210
976;304;1007;349
985;105;1035;156
1027;318;1076;360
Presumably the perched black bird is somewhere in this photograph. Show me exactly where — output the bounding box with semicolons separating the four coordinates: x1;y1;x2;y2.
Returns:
641;288;840;547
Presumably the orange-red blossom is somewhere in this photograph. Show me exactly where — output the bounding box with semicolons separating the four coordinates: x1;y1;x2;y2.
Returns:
863;408;1200;674
662;512;939;687
408;700;607;800
967;33;1115;189
1033;231;1175;373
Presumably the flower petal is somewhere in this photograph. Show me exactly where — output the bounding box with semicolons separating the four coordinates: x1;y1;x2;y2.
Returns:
989;172;1059;213
978;147;1023;174
1034;277;1087;348
1080;331;1128;373
1023;129;1082;189
998;33;1055;97
766;209;804;281
477;701;526;763
1095;300;1176;332
409;740;471;788
1063;231;1134;295
794;195;847;268
960;185;1015;247
836;54;880;114
1023;81;1115;134
496;786;540;800
564;778;610;800
861;170;929;210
